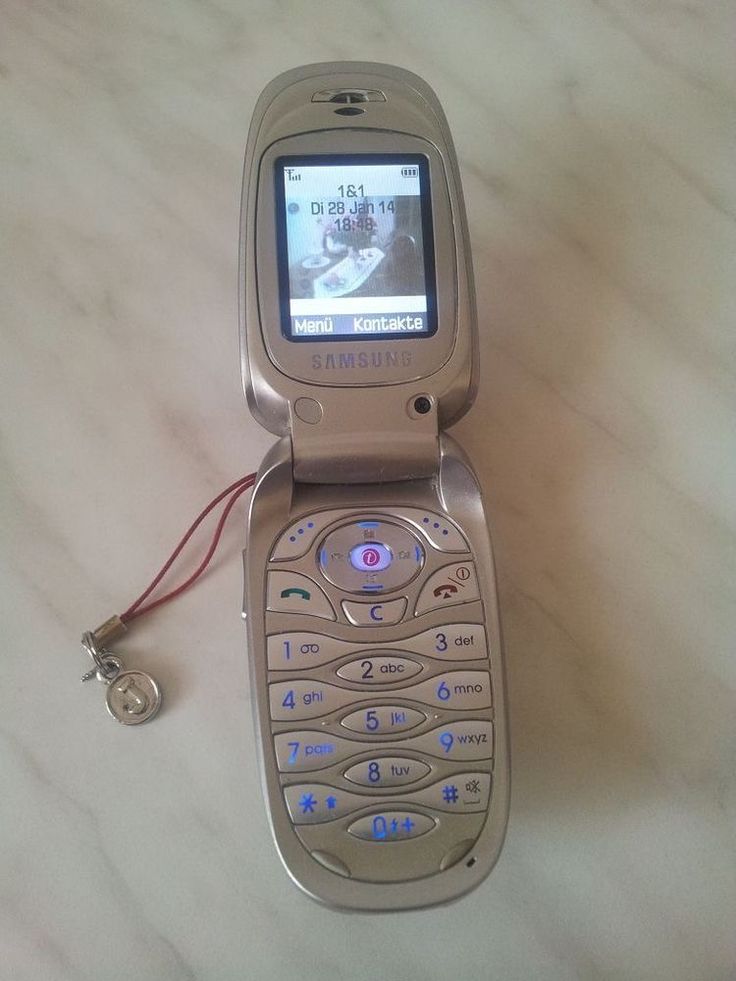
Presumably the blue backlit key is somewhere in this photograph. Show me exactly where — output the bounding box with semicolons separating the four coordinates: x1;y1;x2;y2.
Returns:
347;811;435;842
340;705;425;735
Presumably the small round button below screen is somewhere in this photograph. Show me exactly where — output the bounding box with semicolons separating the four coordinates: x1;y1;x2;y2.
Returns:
349;542;392;572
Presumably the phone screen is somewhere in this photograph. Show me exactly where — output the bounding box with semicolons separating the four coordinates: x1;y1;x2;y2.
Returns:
274;154;437;342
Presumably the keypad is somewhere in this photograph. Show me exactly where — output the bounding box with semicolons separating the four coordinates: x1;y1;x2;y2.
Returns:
265;506;493;867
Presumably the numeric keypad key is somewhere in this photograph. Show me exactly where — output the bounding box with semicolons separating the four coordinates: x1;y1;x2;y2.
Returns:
344;756;430;788
336;656;422;684
270;680;354;720
403;671;492;710
340;705;426;735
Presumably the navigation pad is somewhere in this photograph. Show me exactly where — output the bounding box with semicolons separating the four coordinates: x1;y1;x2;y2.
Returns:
318;519;424;593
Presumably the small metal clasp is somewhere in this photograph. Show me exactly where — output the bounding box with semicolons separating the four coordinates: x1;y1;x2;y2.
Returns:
80;630;123;684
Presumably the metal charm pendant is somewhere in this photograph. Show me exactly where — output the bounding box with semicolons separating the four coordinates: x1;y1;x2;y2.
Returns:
106;670;162;725
81;628;162;725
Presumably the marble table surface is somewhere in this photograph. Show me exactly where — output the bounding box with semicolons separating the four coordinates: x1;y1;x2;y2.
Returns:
2;2;734;979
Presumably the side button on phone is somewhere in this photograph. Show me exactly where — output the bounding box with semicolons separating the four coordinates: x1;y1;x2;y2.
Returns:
267;571;336;621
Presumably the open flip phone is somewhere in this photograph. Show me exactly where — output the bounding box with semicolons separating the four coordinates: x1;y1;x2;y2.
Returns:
239;63;509;911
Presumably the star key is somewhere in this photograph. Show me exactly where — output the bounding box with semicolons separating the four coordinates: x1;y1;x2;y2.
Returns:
298;792;317;814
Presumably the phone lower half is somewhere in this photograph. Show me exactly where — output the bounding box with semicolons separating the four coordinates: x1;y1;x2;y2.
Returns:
243;433;509;911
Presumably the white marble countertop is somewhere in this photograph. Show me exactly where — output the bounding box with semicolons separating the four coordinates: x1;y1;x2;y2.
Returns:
2;2;734;979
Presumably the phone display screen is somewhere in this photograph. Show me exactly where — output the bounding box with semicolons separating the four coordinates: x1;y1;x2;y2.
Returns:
274;154;437;342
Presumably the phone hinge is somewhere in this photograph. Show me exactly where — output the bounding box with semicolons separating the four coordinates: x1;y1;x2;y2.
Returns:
289;390;439;484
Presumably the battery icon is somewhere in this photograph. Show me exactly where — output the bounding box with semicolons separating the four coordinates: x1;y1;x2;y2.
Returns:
401;166;418;178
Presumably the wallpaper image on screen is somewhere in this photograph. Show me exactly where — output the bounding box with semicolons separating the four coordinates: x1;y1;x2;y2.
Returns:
276;156;436;341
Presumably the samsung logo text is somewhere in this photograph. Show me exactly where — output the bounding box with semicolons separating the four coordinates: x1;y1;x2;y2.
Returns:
311;351;413;370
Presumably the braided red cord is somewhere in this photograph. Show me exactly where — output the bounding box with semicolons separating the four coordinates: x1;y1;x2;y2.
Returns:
120;473;256;624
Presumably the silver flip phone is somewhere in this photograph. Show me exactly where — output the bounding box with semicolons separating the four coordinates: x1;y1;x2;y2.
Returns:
239;63;509;911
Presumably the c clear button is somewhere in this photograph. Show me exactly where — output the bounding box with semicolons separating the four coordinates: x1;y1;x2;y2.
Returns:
342;597;407;626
